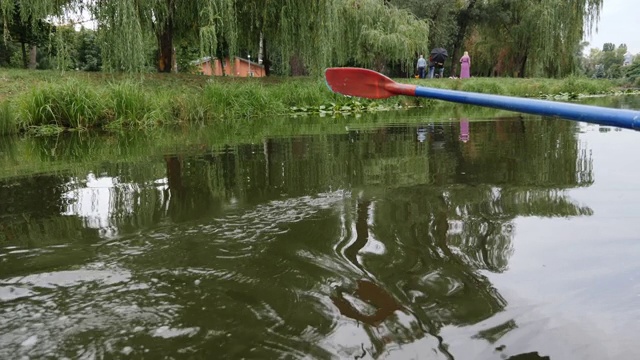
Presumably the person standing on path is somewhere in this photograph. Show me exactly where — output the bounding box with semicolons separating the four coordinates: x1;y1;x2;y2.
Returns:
460;51;471;79
417;55;427;79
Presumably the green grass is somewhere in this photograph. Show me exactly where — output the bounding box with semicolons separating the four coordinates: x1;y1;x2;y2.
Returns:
412;76;615;97
0;69;636;134
19;79;105;129
0;101;18;135
105;81;175;129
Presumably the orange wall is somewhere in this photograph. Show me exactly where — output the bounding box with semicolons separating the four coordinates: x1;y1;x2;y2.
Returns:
200;61;213;76
197;57;265;77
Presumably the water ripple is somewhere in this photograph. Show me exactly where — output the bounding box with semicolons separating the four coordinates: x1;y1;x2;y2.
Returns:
0;264;179;359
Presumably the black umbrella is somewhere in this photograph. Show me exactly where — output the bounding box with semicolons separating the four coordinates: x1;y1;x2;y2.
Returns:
430;48;448;64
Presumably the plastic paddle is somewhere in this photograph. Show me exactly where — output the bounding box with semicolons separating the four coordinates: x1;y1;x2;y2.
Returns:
324;67;640;131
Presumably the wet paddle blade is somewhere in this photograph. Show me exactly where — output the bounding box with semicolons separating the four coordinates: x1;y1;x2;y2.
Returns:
324;67;411;99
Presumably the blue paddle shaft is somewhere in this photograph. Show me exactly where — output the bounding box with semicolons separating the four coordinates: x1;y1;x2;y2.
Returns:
415;86;640;130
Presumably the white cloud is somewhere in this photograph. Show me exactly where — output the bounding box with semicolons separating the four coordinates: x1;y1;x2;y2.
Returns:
584;0;639;54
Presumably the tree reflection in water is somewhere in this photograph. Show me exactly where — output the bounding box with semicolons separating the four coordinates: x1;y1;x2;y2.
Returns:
319;119;591;358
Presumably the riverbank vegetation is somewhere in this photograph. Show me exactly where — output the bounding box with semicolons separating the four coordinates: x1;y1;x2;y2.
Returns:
2;0;639;135
0;69;635;135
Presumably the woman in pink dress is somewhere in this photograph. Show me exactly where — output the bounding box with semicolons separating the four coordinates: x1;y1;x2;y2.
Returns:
459;51;471;79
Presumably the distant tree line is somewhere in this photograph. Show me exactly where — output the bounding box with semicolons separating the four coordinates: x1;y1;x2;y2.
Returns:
1;0;624;79
580;42;639;82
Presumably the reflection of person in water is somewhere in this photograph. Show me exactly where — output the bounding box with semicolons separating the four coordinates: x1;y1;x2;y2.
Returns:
417;127;427;143
459;118;469;143
416;123;447;147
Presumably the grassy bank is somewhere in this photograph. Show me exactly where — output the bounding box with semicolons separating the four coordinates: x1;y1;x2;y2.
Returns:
0;69;635;135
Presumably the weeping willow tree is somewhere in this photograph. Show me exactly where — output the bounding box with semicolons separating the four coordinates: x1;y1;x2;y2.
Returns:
0;0;68;37
226;0;336;76
76;0;233;72
60;0;342;74
332;0;429;74
231;0;429;75
3;0;428;75
0;0;71;68
469;0;603;77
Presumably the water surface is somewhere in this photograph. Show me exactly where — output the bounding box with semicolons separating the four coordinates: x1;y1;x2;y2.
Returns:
1;97;640;359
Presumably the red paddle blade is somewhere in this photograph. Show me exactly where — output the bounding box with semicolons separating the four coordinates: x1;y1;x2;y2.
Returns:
324;67;416;99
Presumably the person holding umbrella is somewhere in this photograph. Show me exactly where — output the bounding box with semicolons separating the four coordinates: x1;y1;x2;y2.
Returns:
429;47;448;78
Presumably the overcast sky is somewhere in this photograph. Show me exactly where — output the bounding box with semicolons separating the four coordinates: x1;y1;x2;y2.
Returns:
584;0;637;54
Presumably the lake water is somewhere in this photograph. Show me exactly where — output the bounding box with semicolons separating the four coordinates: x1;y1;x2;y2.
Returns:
1;96;640;359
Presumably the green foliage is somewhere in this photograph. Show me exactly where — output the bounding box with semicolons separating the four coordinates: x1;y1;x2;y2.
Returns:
19;79;104;129
0;39;19;67
459;80;507;95
23;124;65;136
201;81;286;120
392;0;458;49
0;0;607;80
470;0;603;78
581;44;629;79
593;64;606;79
331;0;429;73
75;27;102;71
0;101;18;135
417;76;613;99
0;0;66;69
2;0;431;75
0;69;629;133
626;62;640;82
175;41;200;73
104;81;173;128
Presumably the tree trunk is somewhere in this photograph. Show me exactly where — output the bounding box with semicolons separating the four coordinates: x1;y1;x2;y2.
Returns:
157;27;174;73
171;46;177;73
289;53;306;76
519;52;528;78
21;42;28;69
263;36;271;76
372;55;386;74
165;156;184;197
258;32;264;65
156;0;175;73
28;45;37;69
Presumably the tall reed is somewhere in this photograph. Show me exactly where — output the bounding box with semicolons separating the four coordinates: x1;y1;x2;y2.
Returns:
104;81;173;129
19;80;104;129
0;101;18;135
201;80;287;120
